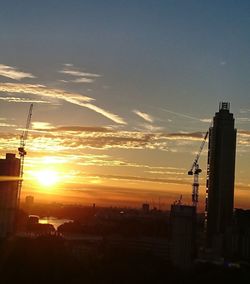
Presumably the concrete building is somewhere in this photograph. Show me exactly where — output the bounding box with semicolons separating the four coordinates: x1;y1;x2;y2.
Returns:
170;203;196;268
206;102;237;253
0;153;21;238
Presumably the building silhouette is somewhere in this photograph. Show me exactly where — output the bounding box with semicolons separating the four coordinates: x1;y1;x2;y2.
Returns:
142;203;150;214
0;153;21;238
230;208;250;260
170;203;196;268
206;102;237;252
25;195;34;214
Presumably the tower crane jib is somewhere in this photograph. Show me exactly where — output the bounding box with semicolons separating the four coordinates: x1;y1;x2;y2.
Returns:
188;124;211;207
17;103;33;205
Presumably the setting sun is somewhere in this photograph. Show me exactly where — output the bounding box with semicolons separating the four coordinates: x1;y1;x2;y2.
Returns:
35;170;59;187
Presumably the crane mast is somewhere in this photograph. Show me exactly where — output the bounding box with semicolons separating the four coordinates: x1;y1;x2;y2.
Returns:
188;130;209;207
17;104;33;206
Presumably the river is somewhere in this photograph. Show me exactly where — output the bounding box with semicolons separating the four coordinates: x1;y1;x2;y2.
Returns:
39;217;73;230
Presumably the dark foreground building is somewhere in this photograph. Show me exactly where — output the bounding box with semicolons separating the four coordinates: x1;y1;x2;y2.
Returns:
0;153;20;238
206;102;237;253
229;208;250;260
170;203;196;268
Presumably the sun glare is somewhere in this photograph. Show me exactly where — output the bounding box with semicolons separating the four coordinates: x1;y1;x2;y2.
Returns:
35;170;59;187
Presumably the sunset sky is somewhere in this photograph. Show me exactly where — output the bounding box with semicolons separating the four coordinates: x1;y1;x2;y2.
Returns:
0;0;249;210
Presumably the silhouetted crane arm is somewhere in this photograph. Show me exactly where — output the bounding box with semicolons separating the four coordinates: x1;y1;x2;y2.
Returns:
17;104;33;206
18;104;33;157
188;130;209;175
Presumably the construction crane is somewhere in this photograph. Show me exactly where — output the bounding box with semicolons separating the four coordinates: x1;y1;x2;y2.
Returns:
17;104;33;206
188;129;209;207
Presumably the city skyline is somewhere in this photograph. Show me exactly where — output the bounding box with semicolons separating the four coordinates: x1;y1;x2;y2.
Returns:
0;1;249;209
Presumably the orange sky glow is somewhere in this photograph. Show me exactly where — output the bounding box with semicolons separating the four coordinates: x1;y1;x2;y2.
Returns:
1;123;249;211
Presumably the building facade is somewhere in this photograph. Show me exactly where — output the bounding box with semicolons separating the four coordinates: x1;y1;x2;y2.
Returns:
0;153;21;238
206;102;237;252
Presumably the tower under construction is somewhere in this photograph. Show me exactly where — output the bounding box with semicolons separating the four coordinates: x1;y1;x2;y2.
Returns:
0;153;21;238
206;102;237;252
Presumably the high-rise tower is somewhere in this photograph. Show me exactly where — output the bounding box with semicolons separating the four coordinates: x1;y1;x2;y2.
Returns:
206;102;237;251
0;153;21;238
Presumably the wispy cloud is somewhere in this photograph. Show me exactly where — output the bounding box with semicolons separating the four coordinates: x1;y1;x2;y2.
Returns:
237;117;250;123
0;83;126;125
60;69;101;78
0;64;35;80
236;129;250;153
0;83;93;103
32;122;54;130
0;117;16;128
200;118;212;123
59;64;101;84
160;132;204;142
133;109;154;123
237;130;250;148
238;130;250;137
160;107;212;123
146;170;184;175
0;122;16;127
72;78;95;83
33;125;113;132
23;153;185;177
160;107;201;121
239;108;250;114
83;103;126;125
0;129;163;151
0;96;51;104
86;173;188;186
32;130;157;150
136;123;164;132
1;127;209;153
64;63;73;67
